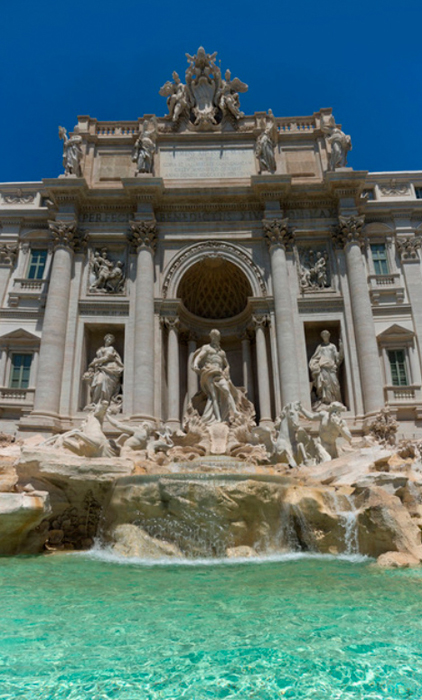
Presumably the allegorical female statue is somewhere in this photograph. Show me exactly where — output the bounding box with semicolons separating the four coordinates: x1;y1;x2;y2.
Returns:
309;330;344;406
83;334;124;409
58;126;83;177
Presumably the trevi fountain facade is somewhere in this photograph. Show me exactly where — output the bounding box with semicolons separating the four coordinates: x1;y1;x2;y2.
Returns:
0;47;422;568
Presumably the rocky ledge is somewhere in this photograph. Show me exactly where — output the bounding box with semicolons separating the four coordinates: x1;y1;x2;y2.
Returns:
1;439;422;567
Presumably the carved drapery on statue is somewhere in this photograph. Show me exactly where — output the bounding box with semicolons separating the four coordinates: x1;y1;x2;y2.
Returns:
309;330;344;408
83;334;124;412
255;110;278;174
88;248;125;294
132;117;157;174
321;114;352;170
58;126;83;177
159;47;248;130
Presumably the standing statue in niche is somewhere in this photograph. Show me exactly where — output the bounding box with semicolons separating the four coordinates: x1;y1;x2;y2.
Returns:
309;330;344;407
192;329;241;424
255;110;278;173
83;334;124;411
58;126;83;177
132;117;158;174
322;115;352;170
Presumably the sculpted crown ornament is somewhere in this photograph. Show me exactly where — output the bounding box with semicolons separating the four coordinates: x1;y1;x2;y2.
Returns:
48;220;82;250
335;215;365;247
395;235;422;260
263;219;292;249
159;46;248;131
128;221;157;252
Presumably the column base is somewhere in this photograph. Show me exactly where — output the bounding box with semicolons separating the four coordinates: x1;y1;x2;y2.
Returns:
259;417;274;428
130;414;158;426
166;419;181;432
18;411;72;435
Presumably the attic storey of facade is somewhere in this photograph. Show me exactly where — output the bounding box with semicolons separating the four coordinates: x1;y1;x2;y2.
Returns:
0;46;422;437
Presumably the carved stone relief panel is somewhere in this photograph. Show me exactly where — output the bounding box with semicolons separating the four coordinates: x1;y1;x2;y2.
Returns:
295;246;332;292
87;246;127;295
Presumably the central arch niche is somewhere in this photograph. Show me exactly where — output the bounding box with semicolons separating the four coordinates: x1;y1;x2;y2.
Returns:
177;257;252;320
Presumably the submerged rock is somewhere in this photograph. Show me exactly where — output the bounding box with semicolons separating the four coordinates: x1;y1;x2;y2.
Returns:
377;551;420;568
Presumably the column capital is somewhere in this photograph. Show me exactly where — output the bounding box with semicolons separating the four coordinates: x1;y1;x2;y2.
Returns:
263;218;293;250
0;243;18;268
161;315;180;333
128;220;157;253
252;314;270;330
334;214;365;248
395;235;422;262
48;220;85;252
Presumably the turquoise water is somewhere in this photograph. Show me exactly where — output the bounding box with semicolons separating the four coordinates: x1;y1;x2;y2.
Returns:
1;552;422;699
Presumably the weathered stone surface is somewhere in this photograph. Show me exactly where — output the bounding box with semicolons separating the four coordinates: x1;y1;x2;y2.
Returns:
112;523;183;558
377;551;420;568
226;545;257;558
355;486;422;559
300;446;393;486
0;491;51;554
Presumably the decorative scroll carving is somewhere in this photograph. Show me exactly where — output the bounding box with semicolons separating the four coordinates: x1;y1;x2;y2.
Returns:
321;115;352;170
162;316;180;333
0;243;18;268
395;236;421;260
128;221;157;253
159;47;248;130
3;189;36;204
297;248;330;291
89;248;125;294
379;180;410;197
255;110;278;174
334;215;365;247
58;126;83;177
132;117;157;175
263;218;292;249
48;220;82;251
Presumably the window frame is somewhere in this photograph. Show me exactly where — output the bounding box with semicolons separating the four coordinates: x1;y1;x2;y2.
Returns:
9;353;33;389
26;248;48;280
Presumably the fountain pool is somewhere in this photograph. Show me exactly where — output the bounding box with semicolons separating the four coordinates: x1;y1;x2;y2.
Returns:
1;552;421;699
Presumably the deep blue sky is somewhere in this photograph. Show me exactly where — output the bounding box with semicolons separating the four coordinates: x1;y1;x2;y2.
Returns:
1;0;421;182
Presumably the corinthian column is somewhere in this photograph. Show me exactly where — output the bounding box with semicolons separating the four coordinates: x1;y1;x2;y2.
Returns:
263;219;299;406
337;215;384;414
129;220;157;421
252;315;272;424
164;317;181;430
33;221;79;417
0;244;18;306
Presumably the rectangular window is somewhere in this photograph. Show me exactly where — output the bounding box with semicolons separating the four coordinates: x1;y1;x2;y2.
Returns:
388;349;408;386
10;354;32;389
371;243;389;275
27;249;47;280
415;187;422;200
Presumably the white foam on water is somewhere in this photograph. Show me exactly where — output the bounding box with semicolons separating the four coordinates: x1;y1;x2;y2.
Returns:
78;543;370;568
